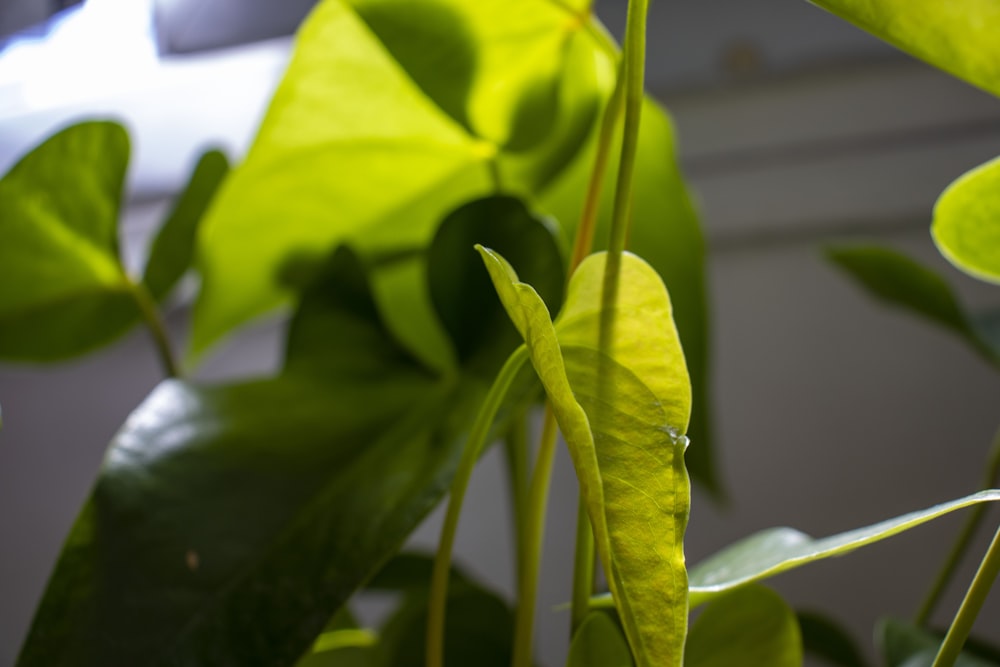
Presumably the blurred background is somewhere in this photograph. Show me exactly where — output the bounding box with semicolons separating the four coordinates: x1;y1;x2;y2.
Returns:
2;1;1000;665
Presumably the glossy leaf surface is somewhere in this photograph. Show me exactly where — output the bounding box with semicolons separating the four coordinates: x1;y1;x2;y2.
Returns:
143;149;229;302
19;198;563;666
191;0;607;357
0;120;139;360
933;156;1000;285
685;586;802;667
688;490;1000;606
479;248;691;667
807;0;1000;98
567;612;635;667
826;245;1000;366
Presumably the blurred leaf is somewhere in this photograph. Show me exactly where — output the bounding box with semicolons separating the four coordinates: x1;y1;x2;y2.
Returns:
143;149;229;302
806;0;1000;98
371;579;513;667
191;0;608;359
567;611;634;667
826;245;1000;367
797;609;870;667
685;586;802;667
18;200;562;666
0;120;141;360
687;490;1000;607
933;156;1000;285
878;618;1000;667
296;608;374;667
539;97;716;497
478;248;691;667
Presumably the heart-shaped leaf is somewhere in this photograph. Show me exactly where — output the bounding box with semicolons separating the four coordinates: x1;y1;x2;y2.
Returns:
806;0;1000;98
825;245;1000;367
478;247;691;667
685;586;802;667
932;156;1000;286
190;0;606;358
0;120;138;360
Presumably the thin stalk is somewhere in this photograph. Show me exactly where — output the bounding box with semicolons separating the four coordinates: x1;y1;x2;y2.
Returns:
570;496;596;634
511;406;560;667
917;429;1000;625
128;281;180;378
931;524;1000;667
427;346;530;667
600;0;648;352
503;407;531;582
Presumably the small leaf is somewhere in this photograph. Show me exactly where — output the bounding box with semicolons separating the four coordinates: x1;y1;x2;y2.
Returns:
806;0;1000;98
143;149;229;302
567;611;635;667
878;618;1000;667
933;156;1000;286
0;120;140;360
687;490;1000;607
825;245;1000;367
797;609;870;667
685;586;802;667
478;248;691;667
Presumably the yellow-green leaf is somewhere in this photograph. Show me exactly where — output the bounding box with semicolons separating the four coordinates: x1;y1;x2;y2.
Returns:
932;156;1000;285
477;247;691;667
807;0;1000;98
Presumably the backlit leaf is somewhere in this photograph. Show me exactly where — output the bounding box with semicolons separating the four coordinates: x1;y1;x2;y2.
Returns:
932;156;1000;286
806;0;1000;98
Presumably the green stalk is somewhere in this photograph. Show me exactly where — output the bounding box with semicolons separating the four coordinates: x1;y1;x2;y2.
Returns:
570;496;596;634
128;280;180;378
931;524;1000;667
427;345;530;667
503;407;531;583
917;429;1000;625
511;407;560;667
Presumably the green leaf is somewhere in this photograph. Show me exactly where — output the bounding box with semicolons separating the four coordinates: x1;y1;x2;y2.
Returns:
932;156;1000;286
878;618;1000;667
685;586;803;667
19;198;561;666
296;609;374;667
0;120;141;360
806;0;1000;98
143;149;229;302
797;609;871;667
539;97;716;496
825;245;1000;367
687;490;1000;607
190;0;608;359
567;611;635;667
371;579;514;667
478;247;691;667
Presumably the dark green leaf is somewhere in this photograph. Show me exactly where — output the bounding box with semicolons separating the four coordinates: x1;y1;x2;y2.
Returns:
685;586;802;667
797;609;870;667
143;149;229;302
19;200;561;666
371;580;513;667
806;0;1000;98
190;0;610;358
933;156;1000;285
0;120;140;360
567;611;635;667
365;552;470;591
878;618;1000;667
825;245;1000;367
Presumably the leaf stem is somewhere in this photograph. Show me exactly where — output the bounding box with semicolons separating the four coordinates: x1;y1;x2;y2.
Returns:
917;428;1000;625
427;345;530;667
128;280;180;378
931;523;1000;667
503;407;531;584
570;495;596;634
511;405;560;667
